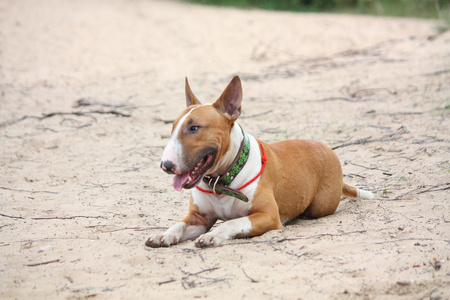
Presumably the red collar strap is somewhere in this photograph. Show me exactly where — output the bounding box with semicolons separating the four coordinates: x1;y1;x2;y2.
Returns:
196;139;267;201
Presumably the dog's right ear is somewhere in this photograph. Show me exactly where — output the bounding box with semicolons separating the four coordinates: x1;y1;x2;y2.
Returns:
185;77;201;107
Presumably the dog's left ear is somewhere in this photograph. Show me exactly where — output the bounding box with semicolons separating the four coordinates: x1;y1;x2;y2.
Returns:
185;77;201;107
213;76;242;121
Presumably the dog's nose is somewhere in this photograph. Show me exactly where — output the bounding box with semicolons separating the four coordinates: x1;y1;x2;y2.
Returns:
161;160;175;174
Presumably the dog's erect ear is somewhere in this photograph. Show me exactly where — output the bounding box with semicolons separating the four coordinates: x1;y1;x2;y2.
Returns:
185;77;201;107
213;76;242;121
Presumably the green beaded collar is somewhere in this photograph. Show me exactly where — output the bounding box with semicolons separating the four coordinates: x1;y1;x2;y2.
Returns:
199;128;251;202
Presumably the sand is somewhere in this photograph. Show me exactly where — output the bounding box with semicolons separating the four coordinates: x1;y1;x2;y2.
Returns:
0;0;449;299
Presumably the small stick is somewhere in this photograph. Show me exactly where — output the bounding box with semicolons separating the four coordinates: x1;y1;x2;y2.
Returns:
158;278;176;285
242;268;258;283
180;267;219;276
25;259;61;267
0;186;58;194
241;110;273;119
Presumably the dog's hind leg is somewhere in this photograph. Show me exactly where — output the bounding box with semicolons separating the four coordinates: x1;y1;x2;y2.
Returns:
302;182;342;218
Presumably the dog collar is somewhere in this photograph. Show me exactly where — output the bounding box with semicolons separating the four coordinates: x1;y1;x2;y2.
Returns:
196;129;267;202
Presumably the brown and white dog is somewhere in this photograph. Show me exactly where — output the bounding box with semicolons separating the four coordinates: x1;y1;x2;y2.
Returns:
146;76;373;248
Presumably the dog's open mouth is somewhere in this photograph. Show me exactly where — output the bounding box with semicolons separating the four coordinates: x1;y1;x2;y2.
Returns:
172;154;215;191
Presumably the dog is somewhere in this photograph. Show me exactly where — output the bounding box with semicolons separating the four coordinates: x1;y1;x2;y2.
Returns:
146;76;374;248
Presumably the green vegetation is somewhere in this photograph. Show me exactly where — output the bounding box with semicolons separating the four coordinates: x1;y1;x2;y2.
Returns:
185;0;449;19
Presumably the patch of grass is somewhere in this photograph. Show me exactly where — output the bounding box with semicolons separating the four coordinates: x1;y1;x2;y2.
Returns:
184;0;332;12
435;6;450;33
184;0;450;19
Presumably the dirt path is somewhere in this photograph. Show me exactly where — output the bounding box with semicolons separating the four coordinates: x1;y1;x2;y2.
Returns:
1;0;449;299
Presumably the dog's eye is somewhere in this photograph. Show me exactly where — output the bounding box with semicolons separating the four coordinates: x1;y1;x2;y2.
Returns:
189;125;200;132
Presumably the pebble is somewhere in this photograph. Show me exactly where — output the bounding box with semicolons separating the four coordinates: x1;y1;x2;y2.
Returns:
38;245;53;252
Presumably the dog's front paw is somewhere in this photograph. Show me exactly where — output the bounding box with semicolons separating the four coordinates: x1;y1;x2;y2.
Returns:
145;234;178;248
195;233;224;248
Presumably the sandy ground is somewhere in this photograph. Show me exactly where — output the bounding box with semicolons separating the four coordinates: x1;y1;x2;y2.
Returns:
1;0;449;299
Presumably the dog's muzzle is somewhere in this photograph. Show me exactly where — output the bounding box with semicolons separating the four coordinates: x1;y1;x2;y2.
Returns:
161;160;176;174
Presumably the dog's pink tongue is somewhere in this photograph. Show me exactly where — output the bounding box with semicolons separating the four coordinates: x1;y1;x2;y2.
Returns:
173;172;190;191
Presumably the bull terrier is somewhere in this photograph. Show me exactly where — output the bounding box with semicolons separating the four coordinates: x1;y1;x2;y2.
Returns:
146;76;373;248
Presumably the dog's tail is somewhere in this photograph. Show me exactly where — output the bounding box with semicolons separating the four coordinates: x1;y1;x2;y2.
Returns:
342;183;374;199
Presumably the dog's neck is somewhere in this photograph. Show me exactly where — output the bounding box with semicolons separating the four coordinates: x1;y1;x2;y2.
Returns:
206;123;244;178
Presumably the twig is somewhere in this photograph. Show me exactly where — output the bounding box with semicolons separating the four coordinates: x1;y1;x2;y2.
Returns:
391;182;450;200
0;186;58;194
214;230;367;248
331;132;402;150
275;230;367;243
310;97;379;103
331;138;374;150
87;110;131;117
30;215;108;220
372;238;450;245
179;267;219;277
352;87;397;97
388;111;424;116
25;259;61;267
242;268;258;283
347;173;366;179
154;117;175;124
423;69;450;76
414;183;450;194
0;213;24;219
241;110;273;119
0;213;107;220
87;226;167;233
346;162;390;173
0;110;130;128
157;278;176;286
180;248;205;262
72;98;128;109
179;267;224;289
71;283;127;293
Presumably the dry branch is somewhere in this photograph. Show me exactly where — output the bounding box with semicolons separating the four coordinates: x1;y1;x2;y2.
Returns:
331;132;403;150
25;259;61;267
276;230;367;243
179;267;225;289
157;278;176;286
346;162;390;173
241;110;274;119
242;268;259;283
31;215;108;220
391;182;450;201
310;96;379;103
331;138;374;150
179;267;219;277
154;117;175;124
423;69;450;76
214;230;367;248
0;110;130;128
372;238;450;245
0;213;107;220
86;226;168;233
0;213;25;219
0;186;58;194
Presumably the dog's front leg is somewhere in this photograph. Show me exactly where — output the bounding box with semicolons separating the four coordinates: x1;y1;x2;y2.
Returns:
195;211;283;247
146;209;216;248
146;221;207;248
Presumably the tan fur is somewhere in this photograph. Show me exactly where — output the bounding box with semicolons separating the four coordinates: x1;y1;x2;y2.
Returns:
173;105;233;174
147;76;373;248
247;139;345;235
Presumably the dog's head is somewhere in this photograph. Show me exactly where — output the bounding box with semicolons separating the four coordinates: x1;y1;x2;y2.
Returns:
161;76;243;191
